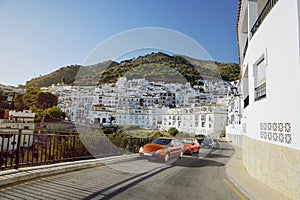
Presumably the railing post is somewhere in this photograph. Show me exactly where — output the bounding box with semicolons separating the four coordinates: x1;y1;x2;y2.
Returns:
72;134;76;161
130;136;133;153
15;129;22;169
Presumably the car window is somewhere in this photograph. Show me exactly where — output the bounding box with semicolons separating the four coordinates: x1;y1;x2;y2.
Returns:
151;138;171;145
180;139;193;144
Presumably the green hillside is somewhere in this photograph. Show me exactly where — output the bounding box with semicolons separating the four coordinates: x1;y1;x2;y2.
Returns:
25;52;239;88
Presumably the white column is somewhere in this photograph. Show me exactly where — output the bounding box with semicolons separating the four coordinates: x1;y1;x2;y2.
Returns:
248;0;258;39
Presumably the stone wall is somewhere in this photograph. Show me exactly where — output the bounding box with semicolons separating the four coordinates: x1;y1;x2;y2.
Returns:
242;135;300;200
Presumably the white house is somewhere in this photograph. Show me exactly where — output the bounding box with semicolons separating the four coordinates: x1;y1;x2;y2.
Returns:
229;0;300;198
0;110;35;152
115;107;168;129
161;105;227;136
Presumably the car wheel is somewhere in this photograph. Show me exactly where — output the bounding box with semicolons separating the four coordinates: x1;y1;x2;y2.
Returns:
164;152;170;162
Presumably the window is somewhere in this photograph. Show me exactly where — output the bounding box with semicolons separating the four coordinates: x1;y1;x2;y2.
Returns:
201;115;205;121
254;57;266;101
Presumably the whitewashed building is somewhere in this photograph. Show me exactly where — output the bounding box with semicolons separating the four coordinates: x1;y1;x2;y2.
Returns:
161;105;227;136
0;110;35;152
228;0;300;198
115;107;168;129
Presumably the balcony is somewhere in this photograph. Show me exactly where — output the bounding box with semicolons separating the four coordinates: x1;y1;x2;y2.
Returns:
251;0;279;36
243;38;248;58
244;95;249;108
255;82;266;101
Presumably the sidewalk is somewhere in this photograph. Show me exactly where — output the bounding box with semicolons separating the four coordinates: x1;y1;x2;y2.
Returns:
0;154;139;189
225;143;291;200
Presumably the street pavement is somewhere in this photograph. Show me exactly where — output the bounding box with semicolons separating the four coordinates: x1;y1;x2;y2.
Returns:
0;140;291;200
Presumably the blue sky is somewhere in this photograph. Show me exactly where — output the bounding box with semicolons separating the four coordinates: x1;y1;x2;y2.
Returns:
0;0;238;86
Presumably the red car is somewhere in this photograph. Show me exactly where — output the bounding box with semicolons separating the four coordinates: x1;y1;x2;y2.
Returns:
139;137;184;162
180;138;200;155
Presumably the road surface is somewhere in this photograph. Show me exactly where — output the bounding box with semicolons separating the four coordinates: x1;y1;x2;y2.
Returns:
0;141;245;200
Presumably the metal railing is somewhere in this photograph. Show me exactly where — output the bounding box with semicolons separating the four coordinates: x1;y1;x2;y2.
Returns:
255;82;267;101
244;95;249;108
251;0;279;36
0;129;150;170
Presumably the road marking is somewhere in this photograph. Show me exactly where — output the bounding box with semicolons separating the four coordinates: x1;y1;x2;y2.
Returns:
224;178;248;200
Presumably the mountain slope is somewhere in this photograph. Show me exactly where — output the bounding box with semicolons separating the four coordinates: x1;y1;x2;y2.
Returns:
25;52;239;88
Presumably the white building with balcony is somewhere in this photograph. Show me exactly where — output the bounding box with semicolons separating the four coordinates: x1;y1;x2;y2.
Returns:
230;0;300;198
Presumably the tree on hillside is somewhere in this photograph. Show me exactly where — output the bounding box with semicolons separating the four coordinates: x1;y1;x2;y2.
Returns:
13;94;24;111
22;87;58;112
23;87;40;109
30;105;44;122
38;92;58;109
44;106;62;120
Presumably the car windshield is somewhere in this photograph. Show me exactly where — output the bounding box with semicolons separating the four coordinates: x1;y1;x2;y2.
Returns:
151;138;171;145
180;139;193;144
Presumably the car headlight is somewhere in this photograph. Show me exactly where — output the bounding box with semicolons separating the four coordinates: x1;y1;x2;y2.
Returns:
154;149;162;155
139;147;143;153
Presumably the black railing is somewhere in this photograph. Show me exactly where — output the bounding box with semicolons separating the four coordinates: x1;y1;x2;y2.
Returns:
244;95;249;108
0;129;150;170
243;38;248;58
255;82;266;101
251;0;279;36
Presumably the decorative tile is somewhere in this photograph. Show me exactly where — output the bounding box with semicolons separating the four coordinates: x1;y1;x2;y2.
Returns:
264;132;268;140
279;133;284;143
278;123;284;132
268;132;272;140
260;123;264;130
273;132;278;141
285;123;291;133
260;131;264;139
267;122;272;130
259;121;292;144
273;122;278;131
285;134;292;144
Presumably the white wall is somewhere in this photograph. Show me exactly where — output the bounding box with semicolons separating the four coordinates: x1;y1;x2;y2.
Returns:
241;0;300;150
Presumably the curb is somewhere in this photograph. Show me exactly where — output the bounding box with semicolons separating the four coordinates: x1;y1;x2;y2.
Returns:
0;154;139;189
225;144;254;200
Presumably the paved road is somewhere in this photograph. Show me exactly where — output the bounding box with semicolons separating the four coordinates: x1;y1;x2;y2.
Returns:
0;141;242;200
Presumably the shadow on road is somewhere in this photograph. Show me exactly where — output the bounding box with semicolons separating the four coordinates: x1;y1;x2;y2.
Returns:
205;154;230;159
83;165;173;200
214;147;234;151
170;157;225;168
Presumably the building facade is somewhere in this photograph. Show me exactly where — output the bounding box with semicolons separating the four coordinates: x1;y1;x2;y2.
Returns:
229;0;300;198
161;105;227;136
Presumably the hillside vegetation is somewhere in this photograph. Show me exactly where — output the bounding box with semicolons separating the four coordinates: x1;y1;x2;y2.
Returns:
26;52;239;88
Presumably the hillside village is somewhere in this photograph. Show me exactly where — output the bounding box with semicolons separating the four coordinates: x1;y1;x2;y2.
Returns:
0;52;240;136
42;77;237;136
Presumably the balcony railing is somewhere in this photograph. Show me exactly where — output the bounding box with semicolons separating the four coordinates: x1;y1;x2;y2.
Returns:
243;38;248;58
244;95;249;108
251;0;279;36
255;82;266;101
0;128;150;170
